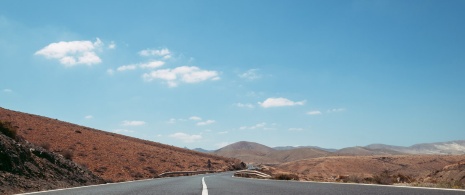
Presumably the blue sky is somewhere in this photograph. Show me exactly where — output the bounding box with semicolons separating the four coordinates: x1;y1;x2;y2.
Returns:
1;0;464;150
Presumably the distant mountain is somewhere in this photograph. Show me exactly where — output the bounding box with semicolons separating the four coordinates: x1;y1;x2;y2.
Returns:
366;141;465;155
274;146;337;152
192;148;214;153
335;146;405;156
214;141;329;164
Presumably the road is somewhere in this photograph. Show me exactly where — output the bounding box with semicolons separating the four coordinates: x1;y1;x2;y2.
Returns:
20;172;465;195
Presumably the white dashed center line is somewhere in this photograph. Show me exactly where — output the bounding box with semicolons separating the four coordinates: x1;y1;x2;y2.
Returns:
202;177;208;195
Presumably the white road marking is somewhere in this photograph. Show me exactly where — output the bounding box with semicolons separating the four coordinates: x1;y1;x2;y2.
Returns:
202;177;208;195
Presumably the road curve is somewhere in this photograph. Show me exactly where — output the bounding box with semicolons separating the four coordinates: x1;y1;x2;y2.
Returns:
19;172;465;195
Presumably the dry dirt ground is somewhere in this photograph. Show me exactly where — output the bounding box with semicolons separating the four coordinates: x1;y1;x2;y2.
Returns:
0;107;240;183
276;155;465;188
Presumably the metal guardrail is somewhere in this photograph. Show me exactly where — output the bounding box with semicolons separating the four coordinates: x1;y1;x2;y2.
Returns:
234;170;272;179
158;170;218;177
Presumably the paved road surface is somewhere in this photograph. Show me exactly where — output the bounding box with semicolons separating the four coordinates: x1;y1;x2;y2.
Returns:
21;172;465;195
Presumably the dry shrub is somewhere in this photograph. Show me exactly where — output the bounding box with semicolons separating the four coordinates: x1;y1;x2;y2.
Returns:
274;174;299;180
62;150;74;160
0;121;17;139
39;142;51;150
373;169;395;185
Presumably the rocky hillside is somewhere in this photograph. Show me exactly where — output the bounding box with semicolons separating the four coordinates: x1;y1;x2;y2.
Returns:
0;107;239;183
277;155;465;188
0;122;103;195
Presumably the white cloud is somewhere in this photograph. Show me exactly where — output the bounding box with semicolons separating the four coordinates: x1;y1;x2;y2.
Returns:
108;41;116;49
259;97;306;108
288;128;304;131
122;120;146;126
167;118;177;124
327;108;346;113
218;131;228;134
307;110;322;115
169;132;202;143
116;60;165;72
142;66;220;87
235;103;255;109
197;120;215;126
239;122;267;130
139;48;171;57
139;60;165;69
84;115;93;119
117;65;137;72
113;129;135;133
189;116;202;121
239;69;261;80
106;69;115;75
3;89;12;93
35;38;103;66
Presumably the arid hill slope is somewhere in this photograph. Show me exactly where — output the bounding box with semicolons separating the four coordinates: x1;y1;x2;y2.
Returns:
0;125;103;195
278;155;465;186
0;107;238;182
214;141;330;164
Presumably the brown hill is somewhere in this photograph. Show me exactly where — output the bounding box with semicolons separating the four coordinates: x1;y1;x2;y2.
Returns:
214;141;278;164
277;155;465;187
214;141;329;164
0;107;238;182
0;123;103;195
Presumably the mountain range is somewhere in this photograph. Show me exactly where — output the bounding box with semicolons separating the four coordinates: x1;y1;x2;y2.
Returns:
195;140;465;164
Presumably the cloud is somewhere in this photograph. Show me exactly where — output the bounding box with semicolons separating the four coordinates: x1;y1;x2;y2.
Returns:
239;122;267;130
117;65;137;72
167;118;177;124
288;128;304;131
307;110;322;115
197;120;215;126
139;48;171;59
3;89;12;93
106;69;115;75
113;129;135;133
84;115;93;119
239;69;261;80
122;120;146;126
235;103;255;109
35;38;103;66
142;66;220;87
218;131;228;134
327;108;346;113
139;60;165;69
259;97;306;108
189;116;202;121
169;132;202;143
108;41;116;49
116;60;165;72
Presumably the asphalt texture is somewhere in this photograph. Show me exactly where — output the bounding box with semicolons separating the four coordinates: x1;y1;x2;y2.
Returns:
19;172;465;195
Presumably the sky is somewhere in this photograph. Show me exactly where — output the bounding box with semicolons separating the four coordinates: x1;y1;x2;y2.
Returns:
1;0;464;150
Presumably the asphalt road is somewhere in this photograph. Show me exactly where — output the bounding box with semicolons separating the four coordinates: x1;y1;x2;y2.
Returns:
20;172;465;195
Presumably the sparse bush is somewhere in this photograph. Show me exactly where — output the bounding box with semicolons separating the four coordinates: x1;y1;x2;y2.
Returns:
0;121;17;139
94;167;108;174
373;169;395;185
62;150;74;160
40;142;51;150
345;175;364;183
274;174;299;180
